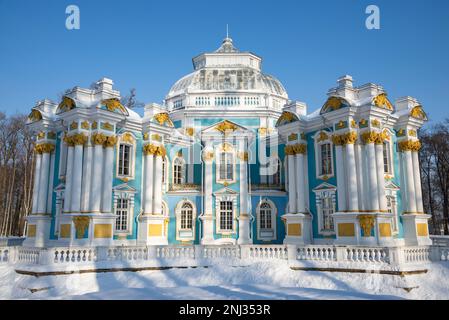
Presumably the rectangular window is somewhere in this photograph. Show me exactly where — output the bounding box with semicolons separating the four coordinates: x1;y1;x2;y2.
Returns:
320;144;332;176
118;144;131;176
321;195;334;231
115;198;129;232
219;201;233;231
383;143;390;174
219;152;234;181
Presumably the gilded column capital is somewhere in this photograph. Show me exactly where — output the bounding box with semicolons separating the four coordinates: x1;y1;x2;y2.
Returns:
103;135;117;148
143;143;166;156
34;143;55;154
91;132;107;145
154;145;167;157
285;143;307;155
361;131;380;144
333;131;358;146
398;139;421;152
72;133;88;146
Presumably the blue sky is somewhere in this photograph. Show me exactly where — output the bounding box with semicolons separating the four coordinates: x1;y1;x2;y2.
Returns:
0;0;448;125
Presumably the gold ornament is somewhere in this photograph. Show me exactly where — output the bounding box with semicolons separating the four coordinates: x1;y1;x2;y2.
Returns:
28;109;43;122
73;216;90;239
185;127;194;136
317;131;329;142
104;135;117;148
410;105;427;120
81;121;90;130
358;215;375;237
71;133;88;146
361;131;380;144
58;96;76;113
238;151;249;161
371;119;380;128
70;121;78;130
398;139;421;152
122;132;135;143
91;132;107;145
101;122;114;131
215;120;238;135
202;151;214;162
153;113;174;127
34;143;55;154
277;111;297;125
102;98;127;114
373;93;394;111
321;96;343;114
288;133;298;141
92;121;98;129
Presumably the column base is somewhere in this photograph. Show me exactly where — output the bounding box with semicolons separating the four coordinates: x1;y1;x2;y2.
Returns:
282;213;312;245
333;212;398;247
137;214;168;245
402;213;432;246
237;215;251;245
23;215;52;248
56;213;116;246
200;214;215;245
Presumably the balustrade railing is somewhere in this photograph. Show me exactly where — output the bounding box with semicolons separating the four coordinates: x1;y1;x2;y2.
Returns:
53;247;97;264
344;247;388;263
248;245;287;259
297;246;337;261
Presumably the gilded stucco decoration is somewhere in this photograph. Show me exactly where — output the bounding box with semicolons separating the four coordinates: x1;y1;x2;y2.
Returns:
104;135;118;148
28;109;43;122
285;143;307;155
215;120;238;134
358;215;375;237
320;96;350;115
101;98;128;115
34;143;55;154
153;112;174;127
143;144;166;157
410;105;428;121
276;111;299;126
91;132;107;145
57;96;76;114
373;93;394;111
398;139;421;152
73;216;90;239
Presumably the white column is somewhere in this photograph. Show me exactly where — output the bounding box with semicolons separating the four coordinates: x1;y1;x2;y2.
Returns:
46;152;56;214
355;143;365;210
295;152;306;213
366;143;379;211
64;146;74;213
412;150;424;213
81;143;93;212
287;154;297;213
101;143;114;213
403;150;417;213
375;143;387;211
346;143;358;211
201;144;214;243
239;140;249;214
37;151;50;214
143;151;154;214
188;145;194;184
238;139;250;244
70;144;84;213
90;143;103;212
31;153;42;214
204;146;214;216
153;154;163;215
335;144;347;212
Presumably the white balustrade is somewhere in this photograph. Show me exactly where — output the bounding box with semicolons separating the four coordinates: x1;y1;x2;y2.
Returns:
53;247;97;264
157;246;195;259
296;246;336;261
203;246;240;259
17;248;42;264
344;247;388;263
402;246;431;263
249;245;287;259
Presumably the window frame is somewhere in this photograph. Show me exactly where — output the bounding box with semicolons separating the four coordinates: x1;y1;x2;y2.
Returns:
313;184;337;236
314;131;335;180
113;191;135;236
172;156;185;185
175;199;196;241
115;132;136;180
256;199;277;241
215;143;236;185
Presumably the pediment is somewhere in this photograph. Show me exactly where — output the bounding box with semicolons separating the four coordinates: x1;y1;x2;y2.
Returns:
113;183;137;193
202;120;249;135
312;182;337;192
213;187;239;196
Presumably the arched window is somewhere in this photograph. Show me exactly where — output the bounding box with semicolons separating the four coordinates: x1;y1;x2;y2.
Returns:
173;157;185;185
180;202;193;230
260;202;272;230
257;200;277;240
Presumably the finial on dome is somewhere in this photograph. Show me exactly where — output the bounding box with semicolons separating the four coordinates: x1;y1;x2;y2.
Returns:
216;25;238;53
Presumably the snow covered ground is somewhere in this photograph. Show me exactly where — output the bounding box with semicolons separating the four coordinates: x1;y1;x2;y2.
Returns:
2;261;449;300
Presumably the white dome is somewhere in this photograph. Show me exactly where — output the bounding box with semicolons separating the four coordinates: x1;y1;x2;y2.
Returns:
165;38;288;100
